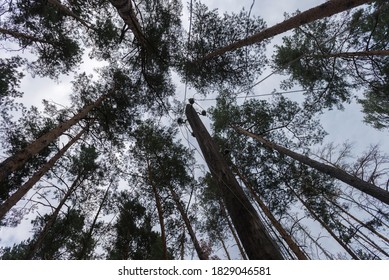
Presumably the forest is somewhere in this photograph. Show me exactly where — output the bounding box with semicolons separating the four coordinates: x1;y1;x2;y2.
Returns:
0;0;388;260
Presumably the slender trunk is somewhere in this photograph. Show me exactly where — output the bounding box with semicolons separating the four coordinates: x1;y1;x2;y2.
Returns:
287;213;334;260
27;174;83;259
108;0;149;49
202;0;373;60
0;27;49;44
286;182;360;259
147;165;168;260
167;185;208;260
47;0;97;31
234;166;309;260
0;128;86;220
219;235;231;260
186;104;283;259
313;49;389;59
0;91;112;185
233;126;389;205
218;198;248;260
76;184;111;260
324;195;389;244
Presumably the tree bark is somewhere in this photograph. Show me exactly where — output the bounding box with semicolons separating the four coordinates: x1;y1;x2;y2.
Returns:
0;90;112;185
218;199;248;260
27;173;83;259
233;126;389;205
47;0;97;31
147;165;168;260
202;0;373;60
186;104;283;259
0;27;49;44
0;128;86;220
167;185;208;260
234;166;309;260
108;0;149;49
286;182;360;259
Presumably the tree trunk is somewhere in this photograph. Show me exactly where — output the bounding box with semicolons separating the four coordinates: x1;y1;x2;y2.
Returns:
219;235;231;260
286;182;360;259
0;27;49;44
27;173;83;259
233;126;389;205
313;49;389;58
234;166;309;260
76;184;111;259
218;199;248;260
167;185;208;260
0;90;112;185
0;128;86;220
108;0;149;49
47;0;97;31
186;104;283;259
147;165;168;260
202;0;373;60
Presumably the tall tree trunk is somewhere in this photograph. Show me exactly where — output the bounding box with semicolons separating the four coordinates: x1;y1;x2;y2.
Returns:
0;27;49;44
234;166;309;260
202;0;373;60
0;90;112;185
108;0;149;49
27;173;83;259
76;184;111;260
146;164;168;260
218;235;231;260
167;185;208;260
233;126;389;205
287;213;334;259
47;0;97;31
286;182;360;259
186;104;283;259
218;199;248;260
0;128;86;220
313;49;389;58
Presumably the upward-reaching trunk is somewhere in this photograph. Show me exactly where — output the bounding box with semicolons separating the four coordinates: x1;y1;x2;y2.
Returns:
76;184;111;260
286;182;360;260
233;126;389;205
167;185;208;260
108;0;149;49
27;173;83;259
0;90;112;185
186;104;284;260
146;165;168;260
0;128;86;220
202;0;373;60
0;27;49;44
234;166;309;260
47;0;97;31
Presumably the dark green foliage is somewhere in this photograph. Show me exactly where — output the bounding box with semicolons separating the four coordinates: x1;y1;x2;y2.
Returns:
107;192;167;260
1;209;85;260
177;1;267;94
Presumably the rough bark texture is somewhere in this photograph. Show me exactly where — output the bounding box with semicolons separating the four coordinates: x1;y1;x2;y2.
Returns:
234;126;389;205
0;128;86;220
108;0;149;49
0;92;110;185
202;0;373;60
186;104;283;260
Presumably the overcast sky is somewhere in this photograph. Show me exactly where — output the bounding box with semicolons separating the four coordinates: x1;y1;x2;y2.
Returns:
1;0;388;258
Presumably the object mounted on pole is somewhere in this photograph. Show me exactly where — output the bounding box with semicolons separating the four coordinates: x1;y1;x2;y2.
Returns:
185;103;284;260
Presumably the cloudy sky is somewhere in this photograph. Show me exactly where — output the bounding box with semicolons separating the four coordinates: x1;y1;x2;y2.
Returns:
1;0;387;258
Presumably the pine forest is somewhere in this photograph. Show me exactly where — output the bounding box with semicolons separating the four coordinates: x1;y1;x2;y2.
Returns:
0;0;388;260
